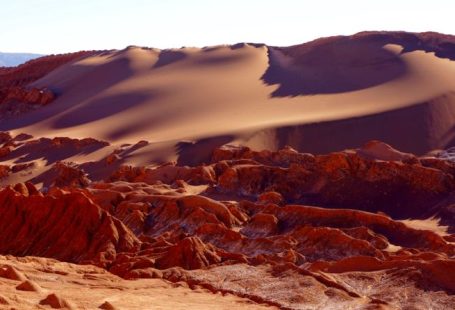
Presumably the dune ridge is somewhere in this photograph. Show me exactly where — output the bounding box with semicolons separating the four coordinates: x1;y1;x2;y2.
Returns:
1;32;455;159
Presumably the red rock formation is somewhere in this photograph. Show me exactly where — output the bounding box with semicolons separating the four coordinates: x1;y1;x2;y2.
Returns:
0;146;11;157
155;237;222;270
11;162;35;173
0;87;55;105
357;140;418;162
309;256;455;294
214;145;455;218
0;139;454;307
51;162;91;188
0;184;140;268
109;163;216;185
0;132;12;144
84;176;453;285
0;51;95;113
50;136;109;149
0;51;94;88
0;165;10;178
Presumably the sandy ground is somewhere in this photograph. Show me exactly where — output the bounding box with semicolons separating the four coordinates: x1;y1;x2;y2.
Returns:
0;256;272;310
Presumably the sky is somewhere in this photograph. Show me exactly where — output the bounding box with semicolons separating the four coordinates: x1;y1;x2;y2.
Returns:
1;0;454;54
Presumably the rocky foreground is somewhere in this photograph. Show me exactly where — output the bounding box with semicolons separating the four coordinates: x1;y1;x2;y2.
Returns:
0;255;268;310
0;133;454;309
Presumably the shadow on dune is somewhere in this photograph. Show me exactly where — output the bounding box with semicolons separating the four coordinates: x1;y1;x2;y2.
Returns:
443;130;455;150
106;110;172;141
270;103;429;154
255;91;455;155
153;50;187;68
4;139;106;165
0;56;136;131
196;43;264;66
52;92;153;128
263;31;455;97
262;38;408;97
440;132;455;151
194;54;247;66
176;135;234;166
184;93;455;160
413;92;455;150
231;42;265;50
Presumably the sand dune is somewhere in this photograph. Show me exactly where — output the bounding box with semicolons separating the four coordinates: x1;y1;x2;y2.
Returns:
2;32;455;165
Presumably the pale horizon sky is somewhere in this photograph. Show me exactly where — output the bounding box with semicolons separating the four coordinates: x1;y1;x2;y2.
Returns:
1;0;454;54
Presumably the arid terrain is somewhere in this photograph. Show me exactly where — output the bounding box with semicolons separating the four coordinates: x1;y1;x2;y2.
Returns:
0;31;455;309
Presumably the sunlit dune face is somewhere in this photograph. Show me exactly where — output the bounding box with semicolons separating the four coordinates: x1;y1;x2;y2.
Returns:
1;33;455;157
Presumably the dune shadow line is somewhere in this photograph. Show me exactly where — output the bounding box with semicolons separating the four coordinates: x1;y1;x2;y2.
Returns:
52;92;153;128
262;37;408;97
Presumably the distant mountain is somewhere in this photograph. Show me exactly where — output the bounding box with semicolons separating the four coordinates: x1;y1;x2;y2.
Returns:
0;52;43;67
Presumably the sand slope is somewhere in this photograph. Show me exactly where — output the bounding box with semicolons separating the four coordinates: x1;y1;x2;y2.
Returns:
2;32;455;163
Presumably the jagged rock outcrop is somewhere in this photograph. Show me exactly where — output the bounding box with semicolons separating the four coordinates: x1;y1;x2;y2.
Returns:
155;237;222;270
109;163;216;185
309;256;455;294
357;140;418;162
0;139;454;308
0;164;10;178
84;176;454;282
50;162;91;188
0;51;94;88
0;184;140;268
50;136;109;149
213;145;455;218
0;87;55;105
0;132;12;144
